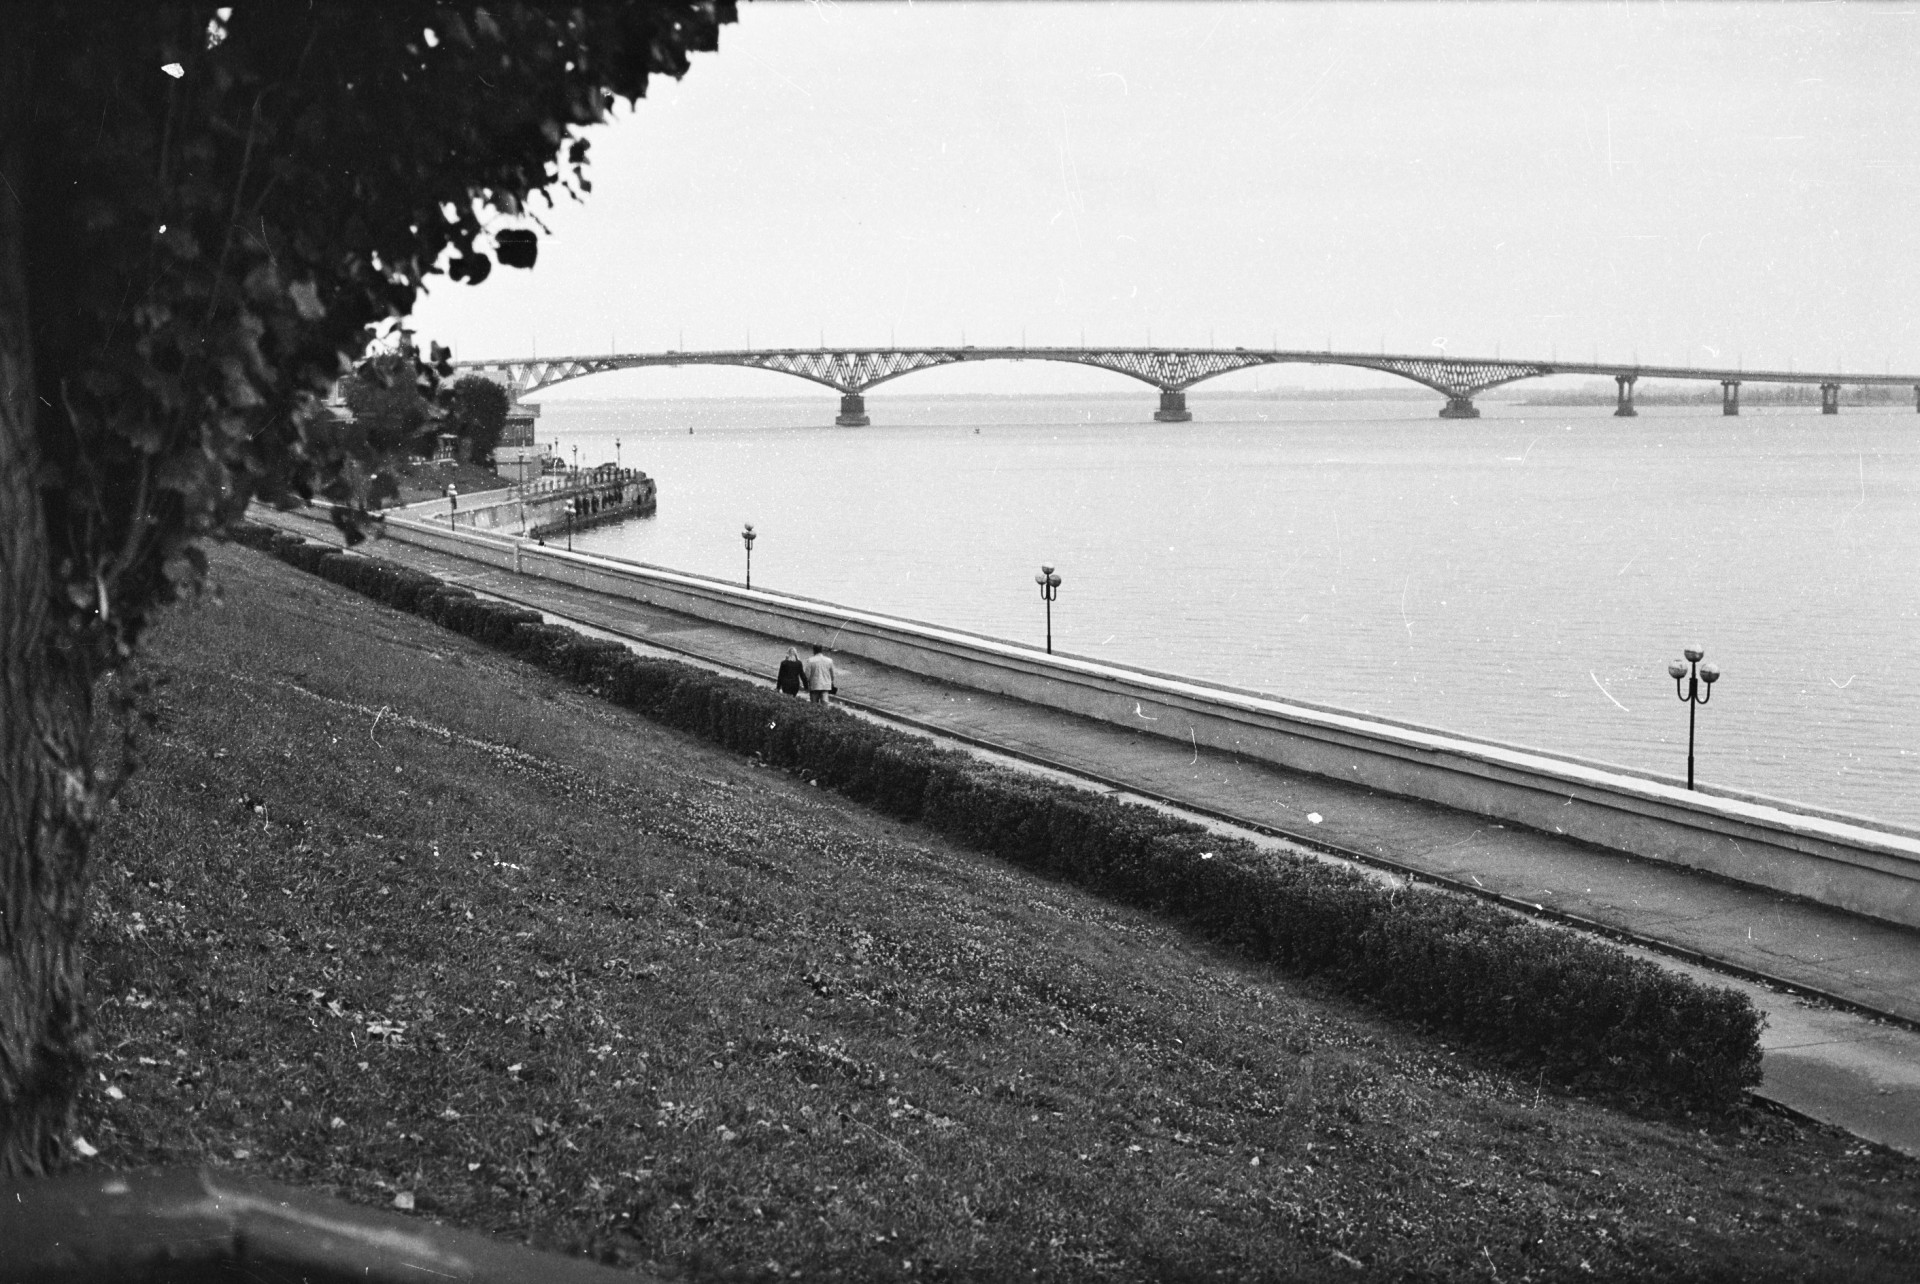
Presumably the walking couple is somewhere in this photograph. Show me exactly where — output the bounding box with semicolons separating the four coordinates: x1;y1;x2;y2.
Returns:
776;644;837;704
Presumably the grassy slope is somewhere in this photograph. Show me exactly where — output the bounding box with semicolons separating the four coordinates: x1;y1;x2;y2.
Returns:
389;457;517;505
76;545;1918;1282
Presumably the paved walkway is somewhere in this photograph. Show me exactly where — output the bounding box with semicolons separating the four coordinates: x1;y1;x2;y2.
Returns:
255;509;1920;1156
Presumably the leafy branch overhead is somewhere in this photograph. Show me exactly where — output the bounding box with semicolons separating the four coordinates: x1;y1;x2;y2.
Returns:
0;3;730;1175
19;1;734;668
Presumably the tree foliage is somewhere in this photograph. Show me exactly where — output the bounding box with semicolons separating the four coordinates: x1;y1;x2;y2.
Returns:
0;1;733;1174
444;375;512;464
342;345;441;453
17;0;731;665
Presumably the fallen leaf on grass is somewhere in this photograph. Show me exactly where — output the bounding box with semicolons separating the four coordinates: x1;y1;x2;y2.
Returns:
72;1137;99;1158
392;1191;415;1211
441;1107;462;1120
329;1116;347;1130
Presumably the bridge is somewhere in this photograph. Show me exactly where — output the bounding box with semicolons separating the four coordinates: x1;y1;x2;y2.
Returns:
456;346;1920;425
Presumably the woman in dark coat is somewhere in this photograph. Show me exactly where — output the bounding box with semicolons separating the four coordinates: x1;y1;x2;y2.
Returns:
775;647;806;696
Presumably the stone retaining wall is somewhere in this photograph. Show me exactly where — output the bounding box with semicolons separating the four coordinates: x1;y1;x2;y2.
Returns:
374;513;1920;931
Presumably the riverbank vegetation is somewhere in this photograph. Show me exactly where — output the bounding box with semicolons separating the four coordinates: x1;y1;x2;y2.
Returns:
74;543;1919;1280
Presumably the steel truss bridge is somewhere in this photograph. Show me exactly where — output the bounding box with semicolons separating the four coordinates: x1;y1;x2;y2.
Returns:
457;346;1920;424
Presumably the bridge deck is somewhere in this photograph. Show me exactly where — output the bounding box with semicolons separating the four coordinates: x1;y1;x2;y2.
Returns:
456;345;1920;403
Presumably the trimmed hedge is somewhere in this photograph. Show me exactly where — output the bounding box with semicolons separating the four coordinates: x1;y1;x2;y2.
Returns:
227;523;1766;1108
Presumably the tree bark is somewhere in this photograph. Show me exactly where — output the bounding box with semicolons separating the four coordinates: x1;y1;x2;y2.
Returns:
0;34;97;1177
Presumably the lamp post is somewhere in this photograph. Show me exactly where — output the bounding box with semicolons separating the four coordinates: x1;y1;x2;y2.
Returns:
444;483;458;529
1668;646;1722;790
742;523;757;589
1034;564;1062;654
564;500;575;552
615;438;621;470
570;443;578;475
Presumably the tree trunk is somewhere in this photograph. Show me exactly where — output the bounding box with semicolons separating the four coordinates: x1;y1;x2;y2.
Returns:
0;36;96;1177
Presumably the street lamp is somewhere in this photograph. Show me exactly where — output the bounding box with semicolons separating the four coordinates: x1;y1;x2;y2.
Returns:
444;483;458;529
1668;646;1722;790
1034;564;1062;654
564;500;575;552
615;438;621;470
570;443;579;474
742;523;757;589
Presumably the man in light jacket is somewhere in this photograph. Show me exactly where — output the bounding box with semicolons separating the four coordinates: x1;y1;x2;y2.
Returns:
802;644;838;705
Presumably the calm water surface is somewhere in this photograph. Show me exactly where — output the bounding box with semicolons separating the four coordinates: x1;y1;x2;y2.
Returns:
532;393;1920;828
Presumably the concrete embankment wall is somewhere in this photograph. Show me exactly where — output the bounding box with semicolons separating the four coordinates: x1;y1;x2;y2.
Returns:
419;475;656;537
373;514;1920;931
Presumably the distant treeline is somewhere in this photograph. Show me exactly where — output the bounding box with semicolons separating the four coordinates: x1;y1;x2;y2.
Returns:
1195;380;1918;406
1508;380;1916;407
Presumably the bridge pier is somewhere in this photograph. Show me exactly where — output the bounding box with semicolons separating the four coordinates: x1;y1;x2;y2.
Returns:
1614;375;1638;417
1821;382;1841;415
1437;396;1479;419
1721;380;1740;416
1153;390;1192;422
835;393;870;427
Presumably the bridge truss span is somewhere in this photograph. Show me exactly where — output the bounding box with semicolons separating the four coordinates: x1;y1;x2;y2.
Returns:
1071;348;1274;390
735;348;964;391
1352;358;1556;419
457;345;1920;425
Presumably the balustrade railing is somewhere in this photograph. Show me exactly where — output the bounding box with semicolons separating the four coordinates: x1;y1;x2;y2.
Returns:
499;467;645;501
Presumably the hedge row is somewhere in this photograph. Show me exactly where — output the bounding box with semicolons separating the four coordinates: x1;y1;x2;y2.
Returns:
227;522;1765;1108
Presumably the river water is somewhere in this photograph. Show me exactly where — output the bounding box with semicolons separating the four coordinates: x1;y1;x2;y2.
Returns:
530;392;1920;829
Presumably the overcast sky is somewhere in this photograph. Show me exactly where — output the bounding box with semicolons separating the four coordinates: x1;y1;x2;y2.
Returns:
406;1;1920;396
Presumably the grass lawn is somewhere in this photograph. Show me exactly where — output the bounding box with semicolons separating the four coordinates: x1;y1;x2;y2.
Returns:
387;457;518;506
76;543;1919;1281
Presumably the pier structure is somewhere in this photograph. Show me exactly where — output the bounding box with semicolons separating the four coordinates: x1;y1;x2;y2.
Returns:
427;467;655;540
1614;375;1637;417
456;346;1920;425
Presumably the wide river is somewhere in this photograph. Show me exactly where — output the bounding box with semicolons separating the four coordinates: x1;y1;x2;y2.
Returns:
531;392;1920;829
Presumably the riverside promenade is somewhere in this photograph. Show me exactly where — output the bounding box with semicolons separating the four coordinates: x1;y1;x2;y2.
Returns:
252;505;1920;1158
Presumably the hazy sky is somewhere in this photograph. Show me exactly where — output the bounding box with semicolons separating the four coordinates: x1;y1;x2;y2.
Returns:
406;1;1920;396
